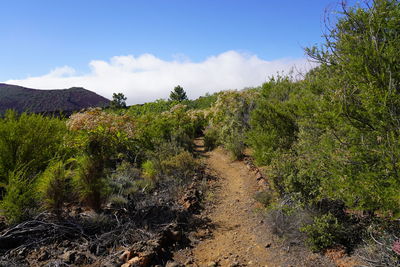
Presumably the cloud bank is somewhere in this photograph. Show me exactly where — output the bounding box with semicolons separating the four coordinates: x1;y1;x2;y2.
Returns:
5;51;315;104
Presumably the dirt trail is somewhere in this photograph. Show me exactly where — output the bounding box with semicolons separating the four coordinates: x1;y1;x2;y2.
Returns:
190;143;271;266
174;138;335;267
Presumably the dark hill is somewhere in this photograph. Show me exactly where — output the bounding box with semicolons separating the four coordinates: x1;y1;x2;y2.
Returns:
0;83;110;115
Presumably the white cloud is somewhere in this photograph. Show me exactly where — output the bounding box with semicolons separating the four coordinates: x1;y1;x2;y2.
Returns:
5;51;315;104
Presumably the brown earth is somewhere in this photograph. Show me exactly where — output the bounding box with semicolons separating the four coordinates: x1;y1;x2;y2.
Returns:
173;138;336;267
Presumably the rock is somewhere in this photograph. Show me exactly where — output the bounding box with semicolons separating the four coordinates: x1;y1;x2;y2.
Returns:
119;250;131;263
165;260;180;267
121;256;140;267
248;261;254;265
60;251;76;263
207;261;217;267
265;242;271;248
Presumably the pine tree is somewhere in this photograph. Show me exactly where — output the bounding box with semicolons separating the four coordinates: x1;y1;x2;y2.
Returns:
169;85;188;102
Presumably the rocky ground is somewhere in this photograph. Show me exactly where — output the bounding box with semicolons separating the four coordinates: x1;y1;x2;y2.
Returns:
0;167;210;267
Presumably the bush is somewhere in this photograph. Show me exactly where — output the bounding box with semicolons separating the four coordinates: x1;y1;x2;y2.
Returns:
108;161;153;204
0;167;37;224
141;160;157;181
208;90;257;159
0;111;67;186
160;150;197;182
73;155;109;212
203;127;219;151
301;213;345;252
266;195;312;245
36;160;72;216
248;76;298;165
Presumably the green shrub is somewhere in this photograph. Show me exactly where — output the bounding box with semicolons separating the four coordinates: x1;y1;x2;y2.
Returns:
160;150;197;182
203;127;219;151
0;167;37;224
301;213;345;252
73;155;109;212
208;90;257;159
0;111;67;185
248;77;298;165
142;160;157;181
36;160;72;216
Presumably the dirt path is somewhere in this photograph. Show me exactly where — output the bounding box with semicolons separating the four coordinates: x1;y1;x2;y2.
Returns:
190;145;271;266
173;138;334;267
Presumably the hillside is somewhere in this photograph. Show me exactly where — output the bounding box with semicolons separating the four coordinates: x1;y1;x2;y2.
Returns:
0;83;110;114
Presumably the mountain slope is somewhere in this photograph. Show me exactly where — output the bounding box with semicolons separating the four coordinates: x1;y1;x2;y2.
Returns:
0;83;110;114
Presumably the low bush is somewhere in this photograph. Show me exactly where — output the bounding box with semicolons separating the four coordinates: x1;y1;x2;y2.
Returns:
160;150;197;182
265;195;312;245
73;155;109;212
36;160;72;216
0;111;67;186
142;160;157;181
301;213;345;252
0;167;37;224
203;127;219;151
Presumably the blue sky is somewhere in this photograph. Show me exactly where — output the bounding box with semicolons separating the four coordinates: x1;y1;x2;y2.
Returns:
1;0;346;103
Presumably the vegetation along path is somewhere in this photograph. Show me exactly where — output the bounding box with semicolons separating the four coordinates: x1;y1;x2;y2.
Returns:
174;138;333;267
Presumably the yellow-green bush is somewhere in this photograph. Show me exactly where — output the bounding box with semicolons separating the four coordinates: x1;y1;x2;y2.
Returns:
0;167;37;224
0;111;67;187
36;160;72;216
73;155;109;211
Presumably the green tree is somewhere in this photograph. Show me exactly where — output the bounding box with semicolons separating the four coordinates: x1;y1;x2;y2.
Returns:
169;85;188;102
110;92;127;109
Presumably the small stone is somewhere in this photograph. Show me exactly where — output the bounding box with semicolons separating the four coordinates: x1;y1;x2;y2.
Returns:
265;243;272;248
166;261;180;267
60;251;76;263
248;261;254;265
207;261;217;267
